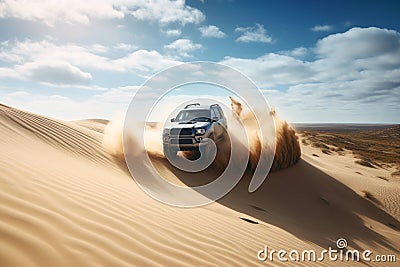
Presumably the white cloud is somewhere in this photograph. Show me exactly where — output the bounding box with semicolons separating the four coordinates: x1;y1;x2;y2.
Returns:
221;53;313;87
290;47;307;57
0;85;144;120
199;25;226;38
164;39;202;58
113;49;181;74
311;25;333;32
0;0;123;25
162;29;182;37
113;43;138;51
0;67;19;79
89;44;109;53
0;40;181;84
129;0;205;25
1;91;123;120
1;27;399;123
93;85;140;103
280;47;308;58
0;89;231;122
316;27;400;60
0;40;111;67
0;0;205;26
17;60;92;86
224;27;400;95
235;24;272;43
222;27;400;122
310;27;400;85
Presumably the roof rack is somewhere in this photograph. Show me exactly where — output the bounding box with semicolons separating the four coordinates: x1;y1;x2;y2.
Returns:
184;103;201;109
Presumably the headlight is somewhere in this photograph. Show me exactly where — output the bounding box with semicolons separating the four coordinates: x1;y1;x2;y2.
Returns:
195;128;206;135
163;128;170;135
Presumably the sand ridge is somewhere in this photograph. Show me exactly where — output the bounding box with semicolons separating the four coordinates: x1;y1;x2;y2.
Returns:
0;104;399;266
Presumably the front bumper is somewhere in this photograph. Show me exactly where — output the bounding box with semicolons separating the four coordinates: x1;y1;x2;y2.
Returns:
163;130;206;151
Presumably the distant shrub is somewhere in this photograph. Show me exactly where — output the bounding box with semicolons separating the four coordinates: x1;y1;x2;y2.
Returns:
322;148;332;155
391;170;400;177
355;159;375;168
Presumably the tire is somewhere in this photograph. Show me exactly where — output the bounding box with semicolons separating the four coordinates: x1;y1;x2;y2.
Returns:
163;146;177;158
201;134;214;158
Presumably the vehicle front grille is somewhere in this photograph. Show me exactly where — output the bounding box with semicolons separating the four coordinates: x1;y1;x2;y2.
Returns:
170;138;194;145
170;128;193;136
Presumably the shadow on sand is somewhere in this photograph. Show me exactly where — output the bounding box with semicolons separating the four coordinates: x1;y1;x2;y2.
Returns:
151;156;400;253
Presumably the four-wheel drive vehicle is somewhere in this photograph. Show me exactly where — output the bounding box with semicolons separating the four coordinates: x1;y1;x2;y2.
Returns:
162;103;227;157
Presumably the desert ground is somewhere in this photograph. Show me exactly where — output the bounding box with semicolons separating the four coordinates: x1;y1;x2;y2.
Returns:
0;103;399;266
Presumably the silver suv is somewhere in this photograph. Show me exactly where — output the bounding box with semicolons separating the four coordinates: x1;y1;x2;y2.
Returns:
162;103;227;157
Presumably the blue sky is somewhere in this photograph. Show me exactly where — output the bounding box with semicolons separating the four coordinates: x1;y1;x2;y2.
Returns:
0;0;399;122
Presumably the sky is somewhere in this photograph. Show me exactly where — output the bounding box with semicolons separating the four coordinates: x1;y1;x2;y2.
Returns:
0;0;399;123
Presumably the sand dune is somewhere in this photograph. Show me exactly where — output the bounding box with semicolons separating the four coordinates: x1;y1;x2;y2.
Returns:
1;104;399;266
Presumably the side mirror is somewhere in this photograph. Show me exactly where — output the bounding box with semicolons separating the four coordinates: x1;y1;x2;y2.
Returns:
170;118;175;122
212;117;218;122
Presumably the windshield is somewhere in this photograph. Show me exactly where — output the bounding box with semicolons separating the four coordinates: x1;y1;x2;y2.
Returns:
175;109;211;122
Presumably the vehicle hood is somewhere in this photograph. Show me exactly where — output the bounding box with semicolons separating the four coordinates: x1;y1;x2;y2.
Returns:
170;121;210;129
